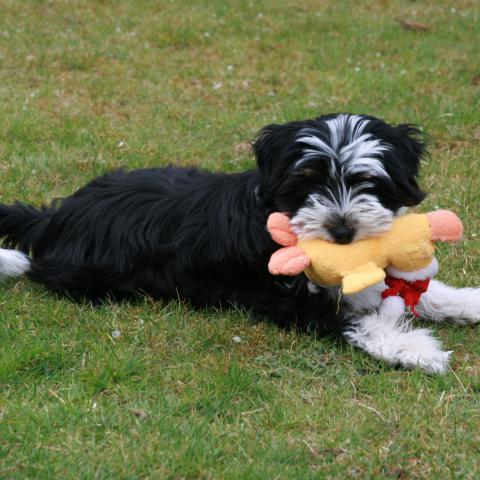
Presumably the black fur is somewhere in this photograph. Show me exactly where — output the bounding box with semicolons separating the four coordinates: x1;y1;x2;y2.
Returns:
0;113;426;334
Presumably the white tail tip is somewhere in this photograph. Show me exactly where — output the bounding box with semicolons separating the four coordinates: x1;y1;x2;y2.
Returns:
0;248;30;279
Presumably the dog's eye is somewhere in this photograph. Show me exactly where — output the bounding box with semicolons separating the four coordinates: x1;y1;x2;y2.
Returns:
357;173;373;181
297;168;318;177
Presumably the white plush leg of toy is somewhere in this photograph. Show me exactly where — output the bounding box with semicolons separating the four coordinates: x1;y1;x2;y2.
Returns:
343;310;451;374
379;296;405;321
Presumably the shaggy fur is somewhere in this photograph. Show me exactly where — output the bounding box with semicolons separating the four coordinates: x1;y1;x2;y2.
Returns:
1;113;479;373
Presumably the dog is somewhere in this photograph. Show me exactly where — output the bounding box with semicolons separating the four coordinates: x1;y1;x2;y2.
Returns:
0;113;479;373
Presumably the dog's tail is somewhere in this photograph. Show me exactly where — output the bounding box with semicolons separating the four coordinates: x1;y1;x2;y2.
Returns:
0;248;31;279
0;202;47;280
0;203;46;250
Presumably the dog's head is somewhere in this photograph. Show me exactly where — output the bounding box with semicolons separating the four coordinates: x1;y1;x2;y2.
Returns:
253;113;426;244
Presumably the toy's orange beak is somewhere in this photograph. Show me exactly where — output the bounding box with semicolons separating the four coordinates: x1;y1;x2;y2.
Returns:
426;210;464;242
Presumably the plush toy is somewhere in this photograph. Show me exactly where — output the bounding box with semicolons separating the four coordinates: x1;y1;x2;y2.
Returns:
267;210;463;318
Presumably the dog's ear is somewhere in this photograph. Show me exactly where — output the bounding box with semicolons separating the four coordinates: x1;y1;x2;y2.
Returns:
252;123;302;204
381;124;427;207
391;124;426;174
253;123;289;181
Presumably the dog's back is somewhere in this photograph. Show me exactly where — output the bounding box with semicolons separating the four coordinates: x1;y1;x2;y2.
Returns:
0;166;269;303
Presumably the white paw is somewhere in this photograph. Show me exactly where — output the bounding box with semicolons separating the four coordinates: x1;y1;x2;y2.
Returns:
450;288;480;323
419;282;480;324
345;313;451;374
0;248;31;279
388;328;451;374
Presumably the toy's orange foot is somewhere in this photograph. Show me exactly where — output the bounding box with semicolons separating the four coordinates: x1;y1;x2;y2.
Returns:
268;246;310;276
341;262;386;295
267;212;297;247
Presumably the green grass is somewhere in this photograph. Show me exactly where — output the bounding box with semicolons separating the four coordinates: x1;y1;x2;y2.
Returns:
0;0;479;478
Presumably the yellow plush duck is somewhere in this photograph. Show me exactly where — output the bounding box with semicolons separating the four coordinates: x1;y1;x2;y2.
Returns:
267;210;463;317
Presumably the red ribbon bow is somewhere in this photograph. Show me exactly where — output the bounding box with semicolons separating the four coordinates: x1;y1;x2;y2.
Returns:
381;276;431;317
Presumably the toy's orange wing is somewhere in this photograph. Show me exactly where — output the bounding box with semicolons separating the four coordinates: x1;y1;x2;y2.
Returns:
341;262;386;295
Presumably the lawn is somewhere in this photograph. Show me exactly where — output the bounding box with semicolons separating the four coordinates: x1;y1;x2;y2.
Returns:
0;0;479;478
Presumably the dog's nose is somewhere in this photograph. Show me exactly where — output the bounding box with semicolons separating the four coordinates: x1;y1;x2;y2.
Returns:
329;225;355;244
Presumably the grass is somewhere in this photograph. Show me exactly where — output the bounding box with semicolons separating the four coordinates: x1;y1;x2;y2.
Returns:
0;0;479;478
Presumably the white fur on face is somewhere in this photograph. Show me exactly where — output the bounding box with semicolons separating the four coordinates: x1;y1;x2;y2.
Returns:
290;187;394;241
290;114;395;241
295;114;390;179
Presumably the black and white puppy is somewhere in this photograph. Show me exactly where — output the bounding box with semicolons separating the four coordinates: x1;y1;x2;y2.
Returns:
1;113;479;373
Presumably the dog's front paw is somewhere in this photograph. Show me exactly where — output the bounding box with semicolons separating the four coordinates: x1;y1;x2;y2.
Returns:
345;314;451;374
451;287;480;324
419;282;480;324
391;328;451;374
